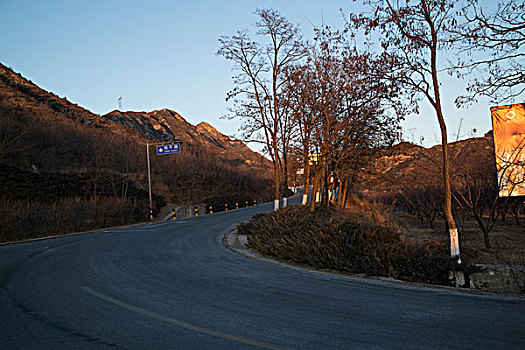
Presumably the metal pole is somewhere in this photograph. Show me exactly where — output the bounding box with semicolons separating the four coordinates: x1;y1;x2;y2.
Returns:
146;142;153;220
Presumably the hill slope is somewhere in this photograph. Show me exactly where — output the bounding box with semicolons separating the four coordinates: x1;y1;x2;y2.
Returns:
357;137;495;197
103;109;267;167
0;62;271;205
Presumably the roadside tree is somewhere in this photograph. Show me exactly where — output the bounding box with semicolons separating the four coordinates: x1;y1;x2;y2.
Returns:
284;28;404;211
218;8;306;210
348;0;463;262
454;0;525;105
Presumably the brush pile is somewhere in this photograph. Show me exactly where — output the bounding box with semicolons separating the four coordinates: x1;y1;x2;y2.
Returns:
237;205;455;285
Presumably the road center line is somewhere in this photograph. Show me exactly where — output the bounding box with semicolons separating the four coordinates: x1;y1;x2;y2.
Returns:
81;287;290;350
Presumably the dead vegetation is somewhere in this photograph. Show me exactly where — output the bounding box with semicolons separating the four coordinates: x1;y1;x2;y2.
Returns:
238;136;525;289
0;197;145;243
0;63;273;243
364;136;525;252
238;204;455;285
394;209;525;267
356;136;525;292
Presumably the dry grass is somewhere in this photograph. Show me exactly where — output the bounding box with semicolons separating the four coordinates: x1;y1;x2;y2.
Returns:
393;210;525;266
237;205;455;285
0;197;146;243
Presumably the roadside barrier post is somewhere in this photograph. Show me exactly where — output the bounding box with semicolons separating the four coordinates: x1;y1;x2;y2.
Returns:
253;200;256;206
245;200;248;207
194;207;198;217
172;208;176;221
225;203;228;211
149;208;153;221
209;205;213;214
236;202;239;210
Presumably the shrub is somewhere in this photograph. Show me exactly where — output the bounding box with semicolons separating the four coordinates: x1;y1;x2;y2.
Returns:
237;205;455;285
0;197;147;243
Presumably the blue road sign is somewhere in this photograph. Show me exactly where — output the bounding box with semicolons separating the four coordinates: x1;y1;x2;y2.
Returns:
156;143;181;155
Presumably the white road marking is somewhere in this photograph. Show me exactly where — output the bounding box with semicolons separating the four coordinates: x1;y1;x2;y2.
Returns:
81;287;290;350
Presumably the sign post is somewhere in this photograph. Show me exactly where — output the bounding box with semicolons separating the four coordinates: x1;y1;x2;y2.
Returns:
147;143;153;220
146;140;182;221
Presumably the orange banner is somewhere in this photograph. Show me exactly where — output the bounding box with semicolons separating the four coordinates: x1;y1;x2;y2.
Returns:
491;103;525;197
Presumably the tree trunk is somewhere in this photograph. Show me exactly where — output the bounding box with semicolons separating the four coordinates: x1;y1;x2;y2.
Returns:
321;171;329;208
428;15;460;262
472;210;491;249
302;156;310;205
342;182;350;209
282;150;289;195
513;205;521;225
440;133;460;259
333;177;341;208
337;177;348;209
273;158;281;211
309;168;322;212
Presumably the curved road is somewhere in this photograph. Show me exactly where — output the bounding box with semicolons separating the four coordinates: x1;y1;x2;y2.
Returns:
1;197;524;349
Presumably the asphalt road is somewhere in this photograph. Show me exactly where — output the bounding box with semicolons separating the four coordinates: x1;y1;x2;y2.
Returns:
1;197;524;349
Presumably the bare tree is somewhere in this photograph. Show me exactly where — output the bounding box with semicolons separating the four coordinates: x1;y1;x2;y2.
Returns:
283;66;314;204
349;0;463;263
284;28;404;211
452;133;525;248
451;137;498;248
218;8;306;209
454;0;525;105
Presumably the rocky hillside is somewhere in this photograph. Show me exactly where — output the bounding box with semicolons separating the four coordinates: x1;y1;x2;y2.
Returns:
358;136;496;196
104;109;267;167
196;121;263;166
0;62;272;205
0;63;119;131
0;62;267;169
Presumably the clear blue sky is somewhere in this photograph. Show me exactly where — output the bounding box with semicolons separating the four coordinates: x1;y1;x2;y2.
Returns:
0;0;511;150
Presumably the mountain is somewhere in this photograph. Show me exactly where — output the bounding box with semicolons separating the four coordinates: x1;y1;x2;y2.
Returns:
0;62;272;206
196;121;262;165
0;62;267;170
358;136;495;197
103;109;268;167
0;63;119;131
